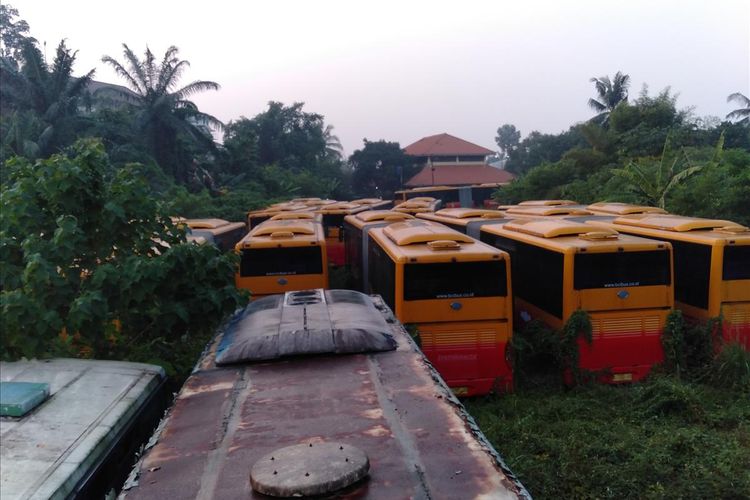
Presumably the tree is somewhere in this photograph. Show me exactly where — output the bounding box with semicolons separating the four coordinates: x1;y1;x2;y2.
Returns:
588;71;631;125
612;132;723;208
101;44;223;183
0;40;94;160
495;124;521;157
0;139;246;364
726;92;750;124
323;124;344;160
0;3;35;68
348;139;414;198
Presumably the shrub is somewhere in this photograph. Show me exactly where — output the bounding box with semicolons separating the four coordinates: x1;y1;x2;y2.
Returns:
0;139;248;374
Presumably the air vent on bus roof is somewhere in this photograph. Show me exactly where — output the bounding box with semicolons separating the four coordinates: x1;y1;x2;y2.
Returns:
384;221;473;246
518;200;577;206
356;211;412;222
435;208;504;219
270;231;294;239
252;221;316;237
504;219;619;239
270;212;315;221
712;225;749;234
586;202;667;215
579;231;619;241
185;218;230;229
506;206;592;216
427;240;461;250
613;214;736;232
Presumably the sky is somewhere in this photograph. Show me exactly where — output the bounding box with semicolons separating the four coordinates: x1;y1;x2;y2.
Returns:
8;0;750;155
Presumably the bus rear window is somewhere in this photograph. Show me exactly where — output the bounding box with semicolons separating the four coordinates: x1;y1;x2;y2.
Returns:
404;260;507;301
724;245;750;280
574;250;670;289
240;247;323;277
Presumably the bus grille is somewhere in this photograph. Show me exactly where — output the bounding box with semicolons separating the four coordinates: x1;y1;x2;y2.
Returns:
591;316;661;337
420;327;498;347
726;307;750;326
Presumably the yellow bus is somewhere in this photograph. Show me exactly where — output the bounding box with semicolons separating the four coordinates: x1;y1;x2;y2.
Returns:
393;197;442;215
343;210;415;291
367;220;513;395
315;202;370;266
182;218;248;252
589;214;750;349
395;186;473;208
416;208;507;238
480;218;674;383
235;219;328;298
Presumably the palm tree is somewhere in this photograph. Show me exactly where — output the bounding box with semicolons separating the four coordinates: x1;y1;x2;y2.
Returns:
726;92;750;124
101;44;223;182
588;71;631;126
323;124;343;160
612;132;724;209
0;39;94;158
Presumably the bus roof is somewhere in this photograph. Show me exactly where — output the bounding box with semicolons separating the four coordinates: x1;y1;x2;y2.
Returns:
183;218;231;229
590;214;750;244
269;212;320;221
348;210;414;224
505;206;593;217
315;202;368;214
238;220;324;249
433;208;506;219
120;292;527;499
482;218;668;253
2;359;165;499
586;202;668;215
372;221;505;262
517;199;578;206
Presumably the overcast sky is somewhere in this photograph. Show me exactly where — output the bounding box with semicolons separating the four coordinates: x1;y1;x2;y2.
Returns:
9;0;750;155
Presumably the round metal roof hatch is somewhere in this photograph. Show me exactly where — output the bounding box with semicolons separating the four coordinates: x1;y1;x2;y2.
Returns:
250;442;369;497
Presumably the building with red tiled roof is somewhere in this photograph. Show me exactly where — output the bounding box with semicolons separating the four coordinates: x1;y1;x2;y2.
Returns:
403;133;514;187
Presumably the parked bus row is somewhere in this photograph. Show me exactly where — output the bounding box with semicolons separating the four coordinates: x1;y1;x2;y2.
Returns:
193;197;748;397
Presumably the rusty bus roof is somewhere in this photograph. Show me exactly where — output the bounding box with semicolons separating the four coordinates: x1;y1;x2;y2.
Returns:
120;294;528;499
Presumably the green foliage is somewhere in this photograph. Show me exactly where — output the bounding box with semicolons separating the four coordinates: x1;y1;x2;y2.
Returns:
0;139;247;371
466;376;750;499
561;310;593;384
348;139;415;198
0;39;95;161
101;44;222;184
661;309;687;377
510;320;563;389
495;123;521;156
588;71;631;126
708;343;750;391
0;3;36;66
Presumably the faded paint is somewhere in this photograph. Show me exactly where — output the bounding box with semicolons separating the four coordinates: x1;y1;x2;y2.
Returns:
121;296;529;500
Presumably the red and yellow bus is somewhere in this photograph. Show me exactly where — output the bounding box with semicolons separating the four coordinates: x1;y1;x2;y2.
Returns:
590;214;750;349
235;219;328;298
182;218;248;252
315;202;370;266
343;210;415;291
416;208;507;238
481;218;674;383
367;220;513;395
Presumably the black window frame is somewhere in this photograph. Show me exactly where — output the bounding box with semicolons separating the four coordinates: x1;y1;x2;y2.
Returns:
403;260;507;301
573;250;671;290
723;245;750;281
240;246;323;277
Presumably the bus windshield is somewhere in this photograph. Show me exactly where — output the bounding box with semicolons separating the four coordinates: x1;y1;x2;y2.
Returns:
240;247;323;277
404;260;507;300
574;250;670;289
